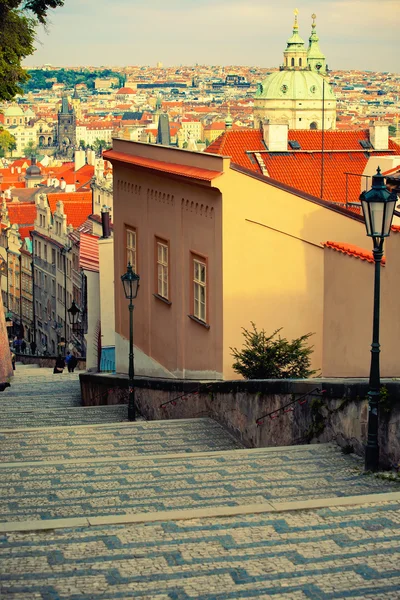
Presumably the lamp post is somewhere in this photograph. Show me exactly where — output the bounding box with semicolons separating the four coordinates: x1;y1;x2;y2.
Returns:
359;167;397;471
121;263;140;421
67;300;82;348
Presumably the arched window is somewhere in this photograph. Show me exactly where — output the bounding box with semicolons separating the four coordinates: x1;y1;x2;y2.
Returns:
291;58;295;67
310;122;318;130
299;58;302;67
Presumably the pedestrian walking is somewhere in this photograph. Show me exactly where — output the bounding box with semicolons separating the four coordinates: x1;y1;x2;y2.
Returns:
53;355;65;374
10;350;16;371
21;340;26;354
30;340;37;356
69;354;78;373
65;351;72;373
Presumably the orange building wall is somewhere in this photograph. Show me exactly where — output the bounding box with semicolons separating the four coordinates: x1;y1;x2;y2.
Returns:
322;233;400;377
113;156;224;378
217;168;370;379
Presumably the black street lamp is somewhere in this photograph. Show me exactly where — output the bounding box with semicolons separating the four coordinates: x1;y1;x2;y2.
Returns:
121;263;140;421
359;167;397;471
67;300;80;329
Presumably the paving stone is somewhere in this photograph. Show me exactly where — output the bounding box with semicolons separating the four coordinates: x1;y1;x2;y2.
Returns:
1;365;400;598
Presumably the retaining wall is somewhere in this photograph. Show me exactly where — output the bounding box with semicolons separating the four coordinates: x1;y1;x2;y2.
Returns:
80;373;400;468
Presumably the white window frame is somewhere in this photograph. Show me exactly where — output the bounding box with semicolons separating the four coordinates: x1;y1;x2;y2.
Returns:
193;258;207;322
126;227;137;272
156;240;168;299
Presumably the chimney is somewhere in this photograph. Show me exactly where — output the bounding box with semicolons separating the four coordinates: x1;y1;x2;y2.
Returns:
60;177;66;191
74;149;86;172
86;149;95;166
369;123;389;151
262;121;288;152
101;206;111;239
11;167;14;174
95;158;105;179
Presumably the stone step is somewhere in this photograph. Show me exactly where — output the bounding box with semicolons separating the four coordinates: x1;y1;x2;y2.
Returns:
1;496;400;600
0;405;130;430
0;418;243;462
0;444;399;523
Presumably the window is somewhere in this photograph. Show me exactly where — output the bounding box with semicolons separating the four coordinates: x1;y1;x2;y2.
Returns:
126;226;137;271
156;239;169;299
193;256;207;323
52;249;56;265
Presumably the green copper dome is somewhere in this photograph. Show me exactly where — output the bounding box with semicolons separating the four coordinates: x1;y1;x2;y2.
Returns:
255;70;335;101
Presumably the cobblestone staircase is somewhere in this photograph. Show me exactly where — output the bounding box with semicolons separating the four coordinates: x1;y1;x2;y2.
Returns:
1;365;400;599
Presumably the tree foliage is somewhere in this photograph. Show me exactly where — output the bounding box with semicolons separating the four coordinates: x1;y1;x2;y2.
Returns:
92;138;111;156
22;68;124;92
0;129;17;156
0;0;64;101
22;140;38;157
231;323;315;379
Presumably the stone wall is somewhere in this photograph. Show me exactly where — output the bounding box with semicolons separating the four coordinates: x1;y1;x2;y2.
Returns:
16;354;86;371
80;373;400;468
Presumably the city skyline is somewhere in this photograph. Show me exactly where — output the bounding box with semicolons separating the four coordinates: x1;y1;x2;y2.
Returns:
24;0;400;73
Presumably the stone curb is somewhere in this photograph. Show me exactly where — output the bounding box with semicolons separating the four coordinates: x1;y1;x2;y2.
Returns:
2;491;400;533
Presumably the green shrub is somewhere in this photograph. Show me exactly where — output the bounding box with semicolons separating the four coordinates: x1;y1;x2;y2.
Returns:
231;323;315;379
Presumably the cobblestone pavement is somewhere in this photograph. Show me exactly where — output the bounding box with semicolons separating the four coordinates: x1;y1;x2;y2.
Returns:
2;365;400;598
0;367;128;429
1;445;400;522
1;500;400;599
1;419;243;462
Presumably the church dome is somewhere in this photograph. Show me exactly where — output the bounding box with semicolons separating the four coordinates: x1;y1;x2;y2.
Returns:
255;70;335;102
26;158;41;177
116;87;134;95
4;105;24;117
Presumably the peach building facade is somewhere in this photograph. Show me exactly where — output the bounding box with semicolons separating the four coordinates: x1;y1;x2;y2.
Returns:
106;139;397;380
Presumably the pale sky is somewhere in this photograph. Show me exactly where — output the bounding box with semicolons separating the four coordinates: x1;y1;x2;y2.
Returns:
25;0;400;72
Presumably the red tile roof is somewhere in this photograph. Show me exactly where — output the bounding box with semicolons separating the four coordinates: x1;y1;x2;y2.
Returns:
47;191;92;208
79;232;99;272
18;226;34;239
205;129;400;207
324;241;386;265
103;150;223;182
47;195;92;228
7;203;37;225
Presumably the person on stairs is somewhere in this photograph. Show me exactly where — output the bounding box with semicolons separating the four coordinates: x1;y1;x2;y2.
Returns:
53;354;65;374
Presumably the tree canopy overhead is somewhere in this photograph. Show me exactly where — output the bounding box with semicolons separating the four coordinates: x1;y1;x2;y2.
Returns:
0;0;64;101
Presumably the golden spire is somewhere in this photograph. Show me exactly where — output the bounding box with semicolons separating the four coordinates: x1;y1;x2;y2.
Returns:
293;8;299;29
311;13;316;29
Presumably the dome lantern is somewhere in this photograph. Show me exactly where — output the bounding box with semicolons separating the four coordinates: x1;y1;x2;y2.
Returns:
307;13;327;74
283;8;308;70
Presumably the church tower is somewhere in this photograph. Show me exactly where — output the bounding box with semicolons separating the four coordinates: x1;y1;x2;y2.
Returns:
70;87;82;120
307;14;327;74
57;94;77;157
283;9;308;70
253;11;336;131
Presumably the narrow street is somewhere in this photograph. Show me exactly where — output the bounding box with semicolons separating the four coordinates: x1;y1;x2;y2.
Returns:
1;365;400;599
